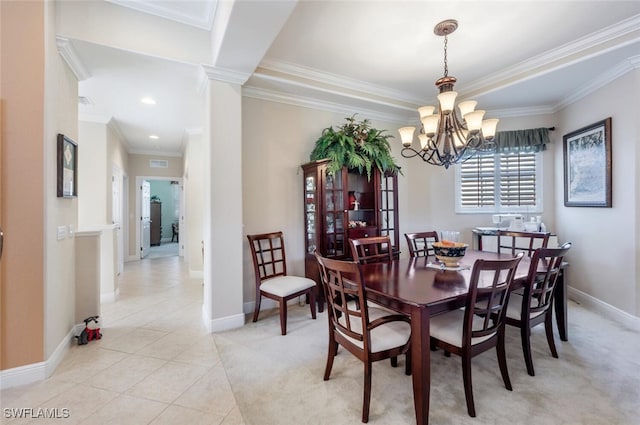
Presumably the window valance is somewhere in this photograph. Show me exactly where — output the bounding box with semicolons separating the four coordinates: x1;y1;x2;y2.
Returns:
493;127;552;153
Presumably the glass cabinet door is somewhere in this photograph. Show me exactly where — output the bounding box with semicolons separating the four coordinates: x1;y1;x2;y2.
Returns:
323;172;346;258
379;173;399;252
304;175;317;254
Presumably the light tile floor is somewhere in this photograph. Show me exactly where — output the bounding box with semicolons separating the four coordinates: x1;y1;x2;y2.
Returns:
1;256;244;425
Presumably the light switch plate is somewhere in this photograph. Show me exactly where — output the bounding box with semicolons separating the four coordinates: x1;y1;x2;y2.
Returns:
68;224;74;237
57;226;67;240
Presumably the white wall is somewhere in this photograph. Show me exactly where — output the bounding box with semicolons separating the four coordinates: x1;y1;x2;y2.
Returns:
78;120;108;226
556;69;639;317
183;131;205;277
43;0;79;359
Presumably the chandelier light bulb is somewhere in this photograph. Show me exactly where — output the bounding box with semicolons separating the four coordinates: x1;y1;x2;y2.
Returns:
482;118;499;140
418;105;436;118
464;110;485;132
398;126;416;147
421;115;440;137
418;133;429;150
458;100;477;117
437;91;457;114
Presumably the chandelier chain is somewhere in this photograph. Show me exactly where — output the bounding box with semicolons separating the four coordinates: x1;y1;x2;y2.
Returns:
443;35;448;77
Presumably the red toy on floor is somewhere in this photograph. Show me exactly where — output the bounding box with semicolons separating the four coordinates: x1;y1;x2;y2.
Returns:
76;315;102;345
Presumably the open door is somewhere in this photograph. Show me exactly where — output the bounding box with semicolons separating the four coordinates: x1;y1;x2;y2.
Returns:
112;166;124;274
140;180;151;258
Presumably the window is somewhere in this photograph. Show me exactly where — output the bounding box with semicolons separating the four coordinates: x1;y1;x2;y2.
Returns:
455;151;542;213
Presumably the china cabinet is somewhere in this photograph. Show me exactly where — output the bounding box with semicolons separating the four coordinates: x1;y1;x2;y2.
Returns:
301;159;399;308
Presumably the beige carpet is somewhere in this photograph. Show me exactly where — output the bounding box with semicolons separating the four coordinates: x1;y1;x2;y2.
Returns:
214;301;640;425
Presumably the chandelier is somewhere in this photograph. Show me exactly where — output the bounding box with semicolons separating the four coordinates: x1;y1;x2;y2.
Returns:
398;19;499;169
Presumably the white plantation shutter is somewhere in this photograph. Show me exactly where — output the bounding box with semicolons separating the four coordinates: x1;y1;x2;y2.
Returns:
459;154;495;208
499;153;537;207
456;151;542;213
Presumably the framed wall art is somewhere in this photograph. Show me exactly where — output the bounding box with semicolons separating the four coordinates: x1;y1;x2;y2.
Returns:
57;133;78;198
563;117;611;207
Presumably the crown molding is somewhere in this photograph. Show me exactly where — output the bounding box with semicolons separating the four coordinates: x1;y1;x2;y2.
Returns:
201;64;251;85
462;14;640;98
105;0;216;31
251;69;419;115
259;59;426;106
554;54;640;112
56;36;90;81
243;86;413;125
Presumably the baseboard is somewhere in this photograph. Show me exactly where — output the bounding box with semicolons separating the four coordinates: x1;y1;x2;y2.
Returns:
101;288;119;303
126;255;138;262
201;305;245;333
0;326;78;390
568;286;640;332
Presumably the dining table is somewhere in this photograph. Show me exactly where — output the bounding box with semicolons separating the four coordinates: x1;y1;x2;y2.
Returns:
358;249;565;425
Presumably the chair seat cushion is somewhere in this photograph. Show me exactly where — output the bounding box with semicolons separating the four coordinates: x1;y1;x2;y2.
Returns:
338;307;411;353
505;293;546;321
430;309;495;348
260;276;315;297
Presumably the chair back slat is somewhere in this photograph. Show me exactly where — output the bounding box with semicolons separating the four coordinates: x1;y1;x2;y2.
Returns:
496;230;551;257
405;231;439;258
468;254;523;340
525;243;572;316
247;232;287;282
349;236;393;264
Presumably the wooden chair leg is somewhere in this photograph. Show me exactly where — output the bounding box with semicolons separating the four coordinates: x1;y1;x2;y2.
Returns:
545;310;558;358
390;356;398;367
521;324;535;376
279;299;287;335
362;361;372;423
324;338;338;381
497;329;512;391
252;295;262;323
405;351;412;375
461;354;476;418
309;289;317;319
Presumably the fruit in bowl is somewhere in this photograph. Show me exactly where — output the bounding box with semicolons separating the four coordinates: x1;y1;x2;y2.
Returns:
432;241;468;267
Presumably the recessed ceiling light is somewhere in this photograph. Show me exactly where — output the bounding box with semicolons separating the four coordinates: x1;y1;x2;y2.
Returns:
149;134;159;140
141;97;156;105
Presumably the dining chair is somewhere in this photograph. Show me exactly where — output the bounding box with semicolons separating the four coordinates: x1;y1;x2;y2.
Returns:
429;253;524;417
349;236;393;264
404;231;439;258
496;230;551;257
505;242;572;376
315;252;411;423
247;231;317;335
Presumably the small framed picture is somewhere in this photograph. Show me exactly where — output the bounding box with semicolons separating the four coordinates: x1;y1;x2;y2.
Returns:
57;134;78;198
563;118;611;207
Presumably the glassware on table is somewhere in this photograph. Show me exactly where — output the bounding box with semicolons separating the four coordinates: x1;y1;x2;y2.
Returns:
441;231;460;243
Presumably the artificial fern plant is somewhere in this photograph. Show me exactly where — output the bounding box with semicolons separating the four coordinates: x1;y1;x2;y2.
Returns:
309;115;401;180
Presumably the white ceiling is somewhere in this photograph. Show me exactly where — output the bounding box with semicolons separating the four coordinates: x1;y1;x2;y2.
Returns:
68;1;640;156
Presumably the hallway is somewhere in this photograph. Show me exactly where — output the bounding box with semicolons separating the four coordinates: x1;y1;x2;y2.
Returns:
1;257;243;424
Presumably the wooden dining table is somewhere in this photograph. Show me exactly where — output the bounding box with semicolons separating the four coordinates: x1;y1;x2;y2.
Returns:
358;250;559;425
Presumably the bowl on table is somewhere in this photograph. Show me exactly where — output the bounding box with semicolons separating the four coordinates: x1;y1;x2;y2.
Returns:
432;241;468;267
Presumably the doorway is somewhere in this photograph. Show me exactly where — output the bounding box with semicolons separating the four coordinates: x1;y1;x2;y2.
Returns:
135;176;184;260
